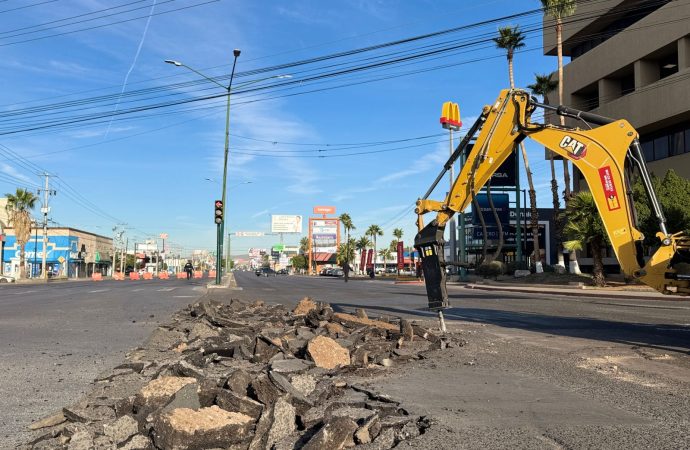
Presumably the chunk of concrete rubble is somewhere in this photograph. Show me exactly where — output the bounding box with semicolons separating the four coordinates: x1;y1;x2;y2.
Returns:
270;358;314;374
66;428;94;450
290;373;317;397
153;406;253;450
215;389;264;419
355;308;368;319
266;395;297;448
269;371;313;406
248;373;284;406
161;382;201;414
332;313;398;331
355;414;381;444
293;297;318;316
120;434;154;450
400;319;414;341
134;376;197;412
187;321;220;340
307;336;350;369
28;412;67;430
302;416;358;450
62;403;115;423
103;415;139;445
325;322;345;336
225;368;252;395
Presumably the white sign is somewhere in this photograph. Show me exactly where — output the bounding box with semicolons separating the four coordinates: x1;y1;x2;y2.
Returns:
235;231;265;237
248;248;267;257
271;215;303;233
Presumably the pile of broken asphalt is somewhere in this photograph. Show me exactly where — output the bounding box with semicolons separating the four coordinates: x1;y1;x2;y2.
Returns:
22;295;464;449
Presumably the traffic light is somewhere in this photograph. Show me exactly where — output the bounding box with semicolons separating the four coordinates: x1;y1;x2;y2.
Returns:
214;200;223;225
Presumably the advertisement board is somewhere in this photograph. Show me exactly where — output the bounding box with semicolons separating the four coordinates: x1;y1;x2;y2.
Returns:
397;241;404;270
471;193;510;225
490;153;517;187
248;248;267;257
310;218;339;253
271;215;303;233
313;206;336;215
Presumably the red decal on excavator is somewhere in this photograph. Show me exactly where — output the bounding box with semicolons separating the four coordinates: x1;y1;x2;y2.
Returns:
599;166;621;211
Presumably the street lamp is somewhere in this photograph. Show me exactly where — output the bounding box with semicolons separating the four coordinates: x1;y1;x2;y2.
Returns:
166;52;289;285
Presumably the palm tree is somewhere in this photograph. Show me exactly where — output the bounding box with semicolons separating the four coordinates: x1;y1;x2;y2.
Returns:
494;25;542;271
393;228;403;274
561;191;608;286
5;188;38;279
336;239;356;268
355;236;371;274
378;248;392;275
339;213;355;265
541;0;579;274
528;73;565;269
366;225;383;273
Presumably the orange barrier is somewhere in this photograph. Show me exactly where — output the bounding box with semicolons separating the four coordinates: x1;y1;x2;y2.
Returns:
143;272;153;280
159;272;169;279
176;272;187;279
91;272;103;281
193;271;203;279
113;272;125;281
129;272;140;280
208;270;216;279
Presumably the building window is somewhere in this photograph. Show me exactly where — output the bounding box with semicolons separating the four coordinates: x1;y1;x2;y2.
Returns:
641;140;654;161
685;129;690;153
671;131;685;156
654;136;669;160
620;73;635;96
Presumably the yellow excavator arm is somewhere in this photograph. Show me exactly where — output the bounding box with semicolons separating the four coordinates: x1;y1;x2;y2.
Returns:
415;89;690;309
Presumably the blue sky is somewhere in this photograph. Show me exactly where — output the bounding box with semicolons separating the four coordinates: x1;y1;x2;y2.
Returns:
0;0;567;257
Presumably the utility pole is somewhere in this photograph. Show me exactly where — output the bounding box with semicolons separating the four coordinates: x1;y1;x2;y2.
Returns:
38;173;56;280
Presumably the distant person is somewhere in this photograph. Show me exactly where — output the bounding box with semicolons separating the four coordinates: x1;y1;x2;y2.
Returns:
343;262;351;282
184;261;194;280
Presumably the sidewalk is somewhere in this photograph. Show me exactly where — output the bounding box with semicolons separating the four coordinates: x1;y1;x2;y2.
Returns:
456;280;690;302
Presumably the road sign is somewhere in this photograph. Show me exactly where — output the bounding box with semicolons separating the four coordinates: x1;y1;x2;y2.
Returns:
235;231;264;237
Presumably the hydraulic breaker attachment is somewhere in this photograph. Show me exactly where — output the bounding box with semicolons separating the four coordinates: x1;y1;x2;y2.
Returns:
414;220;448;310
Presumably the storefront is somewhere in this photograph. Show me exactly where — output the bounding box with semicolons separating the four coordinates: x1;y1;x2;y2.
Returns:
2;227;113;279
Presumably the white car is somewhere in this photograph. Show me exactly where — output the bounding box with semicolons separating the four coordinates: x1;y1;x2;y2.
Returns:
0;274;16;283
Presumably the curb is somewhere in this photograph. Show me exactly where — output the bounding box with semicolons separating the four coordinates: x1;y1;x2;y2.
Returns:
462;283;689;301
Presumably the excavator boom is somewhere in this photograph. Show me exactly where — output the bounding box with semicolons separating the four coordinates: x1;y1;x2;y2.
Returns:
415;89;690;310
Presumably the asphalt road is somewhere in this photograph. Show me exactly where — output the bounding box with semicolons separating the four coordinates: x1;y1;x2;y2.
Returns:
3;273;689;448
233;272;690;448
0;278;206;448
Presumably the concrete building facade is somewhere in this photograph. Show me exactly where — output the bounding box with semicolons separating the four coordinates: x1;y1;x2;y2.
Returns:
1;227;113;278
543;0;690;270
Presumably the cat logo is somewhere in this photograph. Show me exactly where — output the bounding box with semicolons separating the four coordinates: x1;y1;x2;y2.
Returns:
559;135;587;160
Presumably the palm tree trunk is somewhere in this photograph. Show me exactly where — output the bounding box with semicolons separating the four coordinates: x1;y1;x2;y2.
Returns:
590;238;606;287
520;142;542;272
19;246;26;279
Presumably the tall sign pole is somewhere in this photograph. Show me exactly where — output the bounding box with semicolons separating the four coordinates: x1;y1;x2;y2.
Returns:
38;173;55;280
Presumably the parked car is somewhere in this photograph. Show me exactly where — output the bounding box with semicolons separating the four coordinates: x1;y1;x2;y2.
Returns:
276;269;288;275
319;268;332;276
331;268;344;277
256;267;276;277
0;274;16;283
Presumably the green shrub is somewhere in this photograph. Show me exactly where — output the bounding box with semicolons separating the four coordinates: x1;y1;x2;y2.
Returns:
476;261;505;279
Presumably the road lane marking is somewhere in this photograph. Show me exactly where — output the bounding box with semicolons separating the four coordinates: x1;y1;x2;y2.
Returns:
173;295;196;298
131;288;145;292
89;289;110;293
156;287;177;292
14;290;38;294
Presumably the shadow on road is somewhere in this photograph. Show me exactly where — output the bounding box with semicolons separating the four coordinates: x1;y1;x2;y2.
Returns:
330;301;690;356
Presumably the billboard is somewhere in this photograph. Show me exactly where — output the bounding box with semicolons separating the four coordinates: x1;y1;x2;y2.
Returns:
248;248;267;257
310;218;338;253
471;193;510;225
271;215;303;233
490;153;517;186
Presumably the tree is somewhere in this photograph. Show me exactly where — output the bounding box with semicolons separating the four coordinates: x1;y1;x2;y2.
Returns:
541;0;576;200
366;225;383;273
355;236;371;274
528;72;564;268
392;228;403;274
494;25;541;270
541;0;579;273
633;169;690;247
299;236;310;255
4;188;38;279
337;238;356;265
561;191;609;286
339;213;355;265
378;248;392;274
291;254;308;271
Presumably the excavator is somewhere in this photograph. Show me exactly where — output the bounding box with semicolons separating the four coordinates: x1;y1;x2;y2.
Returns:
415;88;690;312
